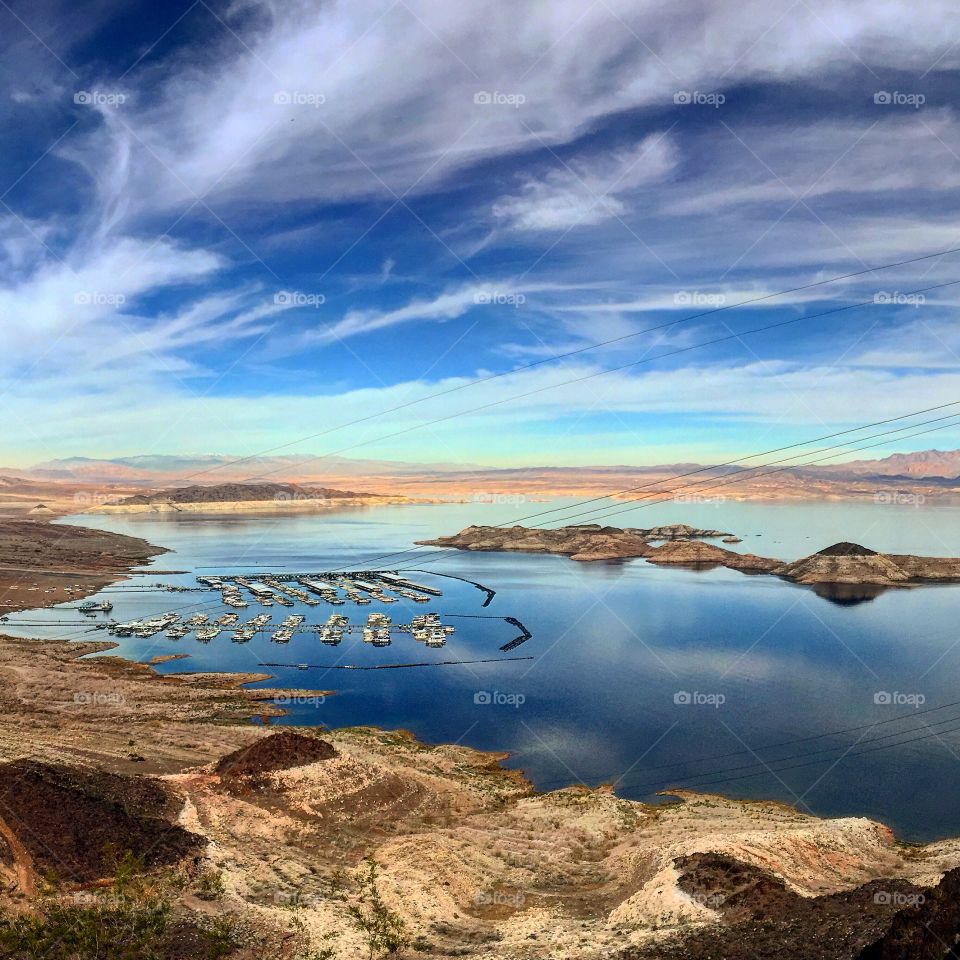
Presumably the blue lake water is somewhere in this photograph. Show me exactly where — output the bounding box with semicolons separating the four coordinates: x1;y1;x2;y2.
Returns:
6;497;960;841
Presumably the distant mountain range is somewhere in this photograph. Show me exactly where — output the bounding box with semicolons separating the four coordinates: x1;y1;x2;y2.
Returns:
7;454;476;485
6;449;960;485
808;449;960;479
2;450;960;510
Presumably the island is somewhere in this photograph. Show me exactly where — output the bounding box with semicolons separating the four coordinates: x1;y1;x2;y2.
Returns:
87;482;419;515
417;524;960;592
415;522;735;562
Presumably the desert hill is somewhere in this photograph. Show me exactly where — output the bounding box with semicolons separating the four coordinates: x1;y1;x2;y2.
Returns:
419;525;960;594
417;523;734;562
9;448;960;503
117;481;378;505
646;539;780;572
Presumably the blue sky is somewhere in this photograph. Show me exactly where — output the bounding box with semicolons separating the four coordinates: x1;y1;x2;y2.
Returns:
2;0;960;468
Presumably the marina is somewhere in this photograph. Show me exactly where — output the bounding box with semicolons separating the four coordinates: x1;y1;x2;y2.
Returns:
96;596;467;650
196;570;447;608
5;499;960;841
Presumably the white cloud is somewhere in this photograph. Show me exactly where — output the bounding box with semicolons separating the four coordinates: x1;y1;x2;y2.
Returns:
300;280;587;346
6;0;960;465
0;235;289;395
6;350;960;466
491;134;678;232
65;0;960;217
662;111;960;219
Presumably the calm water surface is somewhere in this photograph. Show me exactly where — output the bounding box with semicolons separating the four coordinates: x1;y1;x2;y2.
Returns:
7;497;960;841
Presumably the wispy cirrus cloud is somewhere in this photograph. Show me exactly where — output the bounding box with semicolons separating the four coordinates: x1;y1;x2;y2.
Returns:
3;0;960;464
492;134;679;232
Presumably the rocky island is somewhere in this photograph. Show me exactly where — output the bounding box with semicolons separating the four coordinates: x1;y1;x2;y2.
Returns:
417;525;960;593
87;481;419;515
416;522;736;562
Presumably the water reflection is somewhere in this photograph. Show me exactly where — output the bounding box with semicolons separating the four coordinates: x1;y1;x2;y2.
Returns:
5;498;960;841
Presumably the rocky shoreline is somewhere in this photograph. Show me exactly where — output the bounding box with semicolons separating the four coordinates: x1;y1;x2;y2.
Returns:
417;524;960;592
0;516;168;614
4;517;960;956
2;628;960;959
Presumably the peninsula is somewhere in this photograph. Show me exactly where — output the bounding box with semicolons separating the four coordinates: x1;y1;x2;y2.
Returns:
88;482;419;515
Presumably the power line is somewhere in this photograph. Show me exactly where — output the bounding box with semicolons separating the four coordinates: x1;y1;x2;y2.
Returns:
539;693;960;785
550;413;960;532
483;403;960;528
235;278;960;487
371;410;960;569
149;243;960;489
346;403;960;570
396;414;960;571
622;712;960;792
655;719;960;793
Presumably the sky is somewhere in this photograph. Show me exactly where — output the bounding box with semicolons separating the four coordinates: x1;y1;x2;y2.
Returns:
3;0;960;469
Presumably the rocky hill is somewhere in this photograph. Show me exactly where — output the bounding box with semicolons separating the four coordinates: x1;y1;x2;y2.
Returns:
118;482;377;505
416;523;734;562
646;539;780;572
418;525;960;593
813;449;960;479
779;543;960;587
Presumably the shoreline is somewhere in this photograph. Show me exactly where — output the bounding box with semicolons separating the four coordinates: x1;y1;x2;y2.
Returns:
3;518;960;955
83;494;452;516
2;626;958;957
0;515;170;615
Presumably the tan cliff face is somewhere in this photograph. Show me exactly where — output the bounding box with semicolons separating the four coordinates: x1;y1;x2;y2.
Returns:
644;540;780;572
166;744;960;960
2;660;958;960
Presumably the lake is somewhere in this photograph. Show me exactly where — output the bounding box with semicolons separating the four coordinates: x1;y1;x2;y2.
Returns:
6;496;960;841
